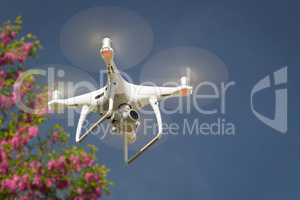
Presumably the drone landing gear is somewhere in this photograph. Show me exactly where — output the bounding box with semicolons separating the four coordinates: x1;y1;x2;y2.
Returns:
124;97;162;164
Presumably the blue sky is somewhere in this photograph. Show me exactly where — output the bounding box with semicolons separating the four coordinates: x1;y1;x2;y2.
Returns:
1;0;299;199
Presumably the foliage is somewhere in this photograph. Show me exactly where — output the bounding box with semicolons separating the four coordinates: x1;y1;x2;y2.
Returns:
0;17;110;200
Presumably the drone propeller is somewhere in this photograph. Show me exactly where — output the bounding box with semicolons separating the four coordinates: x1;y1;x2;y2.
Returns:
179;67;192;86
140;47;228;108
46;64;98;117
140;47;228;86
60;6;154;72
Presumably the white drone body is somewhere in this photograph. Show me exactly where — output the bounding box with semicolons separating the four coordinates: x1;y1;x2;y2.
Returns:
48;37;193;164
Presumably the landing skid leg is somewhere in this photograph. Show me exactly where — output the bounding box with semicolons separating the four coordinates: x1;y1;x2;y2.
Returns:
77;83;116;143
125;97;162;164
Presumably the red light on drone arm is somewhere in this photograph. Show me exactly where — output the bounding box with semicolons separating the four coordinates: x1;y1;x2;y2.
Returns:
101;48;113;61
100;37;113;63
179;86;192;96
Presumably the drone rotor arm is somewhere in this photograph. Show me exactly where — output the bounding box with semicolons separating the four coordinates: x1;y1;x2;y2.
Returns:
76;84;116;143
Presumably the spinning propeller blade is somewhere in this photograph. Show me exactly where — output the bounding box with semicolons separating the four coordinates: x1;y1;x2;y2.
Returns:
60;6;154;72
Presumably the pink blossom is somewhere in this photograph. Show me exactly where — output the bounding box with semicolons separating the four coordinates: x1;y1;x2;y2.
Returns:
57;155;66;169
22;174;29;181
0;33;11;45
28;126;39;139
84;172;99;182
0;148;7;162
76;188;83;194
18;177;28;191
17;126;27;133
56;179;69;189
95;187;102;197
17;54;26;63
22;42;33;53
21;174;29;186
0;70;6;77
69;155;80;164
84;172;94;182
0;160;8;174
33;175;42;188
47;160;56;170
47;156;66;171
11;31;17;38
12;175;20;183
0;95;14;109
69;155;81;171
12;81;21;102
3;52;18;63
22;136;30;146
83;155;94;167
0;140;8;146
29;160;42;173
46;178;53;188
11;135;22;149
2;178;17;191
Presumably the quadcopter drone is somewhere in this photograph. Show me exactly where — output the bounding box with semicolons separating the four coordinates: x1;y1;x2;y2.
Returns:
48;37;193;164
